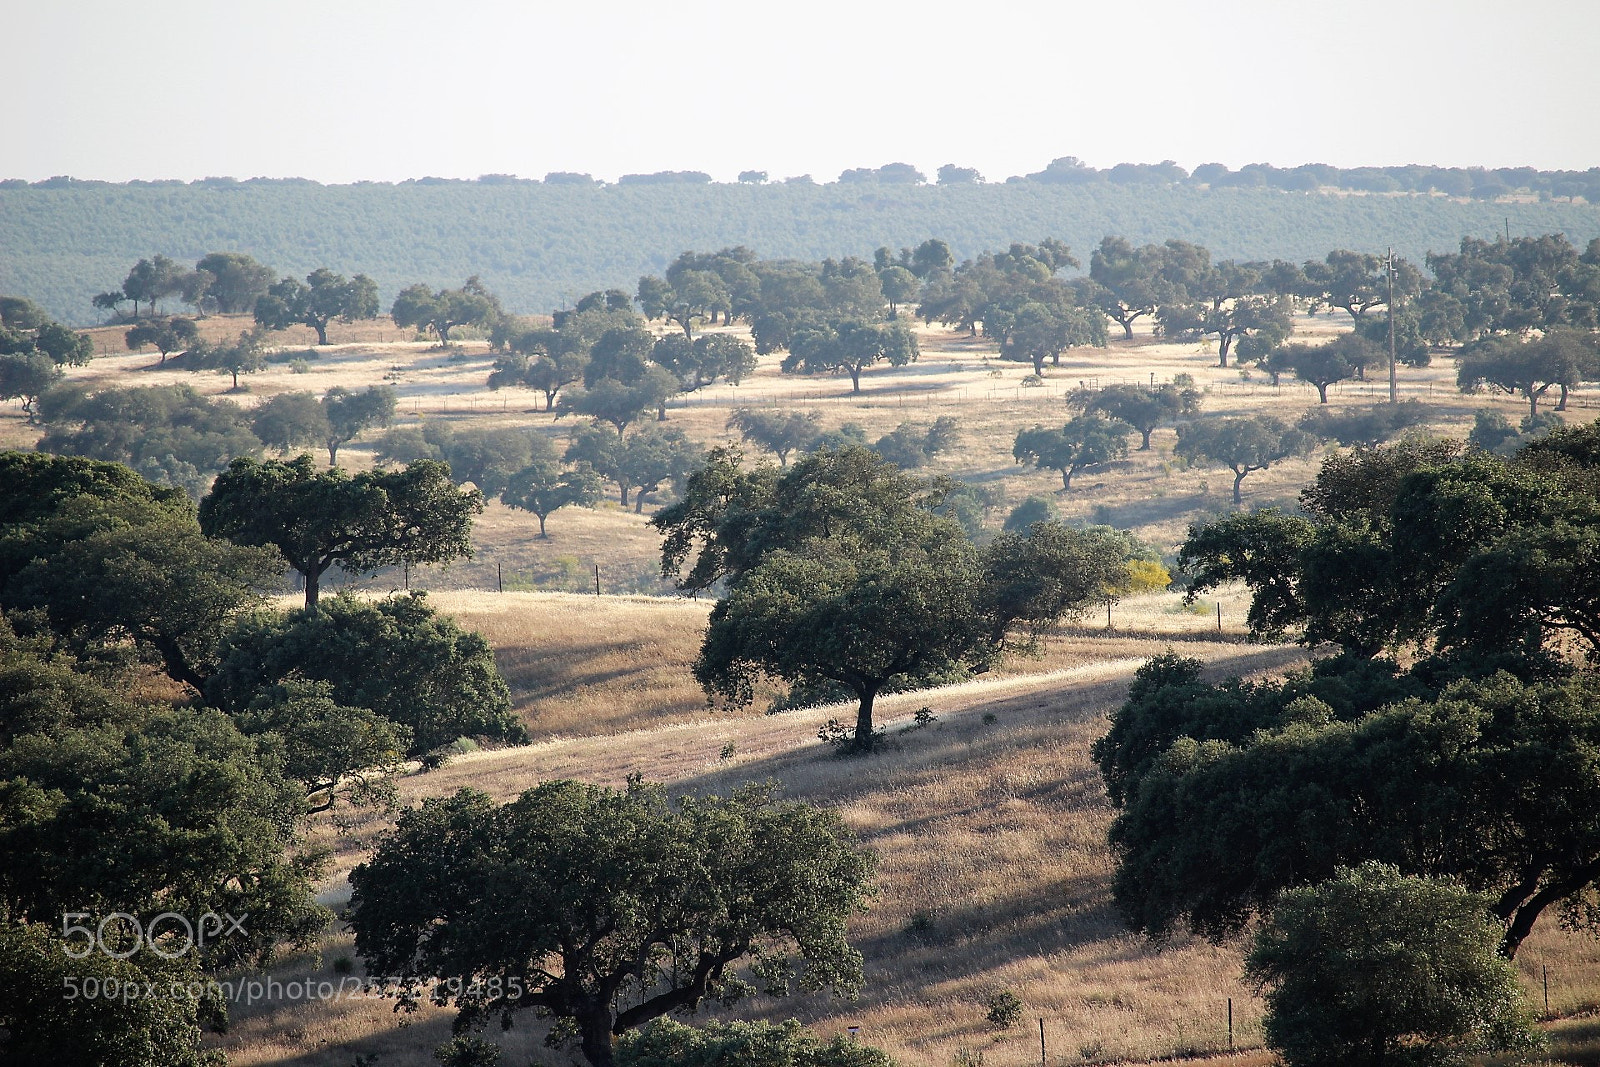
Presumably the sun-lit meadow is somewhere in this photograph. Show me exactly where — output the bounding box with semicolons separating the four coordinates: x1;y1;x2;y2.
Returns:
12;313;1600;1066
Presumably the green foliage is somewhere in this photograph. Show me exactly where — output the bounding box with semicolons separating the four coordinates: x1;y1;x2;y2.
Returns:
5;182;1599;326
871;416;958;469
1103;669;1600;958
254;267;380;345
251;391;330;454
984;991;1024;1029
0;689;327;962
0;922;225;1067
1174;414;1314;504
617;1017;895;1067
36;383;261;495
190;328;268;390
783;318;919;394
1179;432;1600;665
1457;329;1600;417
1298;401;1432;447
669;447;1127;749
235;678;409;812
433;1036;502;1067
0;351;61;422
208;592;523;755
195;251;275;314
1246;863;1542;1067
727;408;822;465
502;458;601;537
348;780;874;1067
1012;414;1131;490
1003;495;1059;532
1070;382;1201;449
124;316;199;363
320;383;396;463
391;278;499;345
199;454;481;610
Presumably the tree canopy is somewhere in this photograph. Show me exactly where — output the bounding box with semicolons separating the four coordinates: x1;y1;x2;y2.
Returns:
347;780;874;1067
199;455;481;610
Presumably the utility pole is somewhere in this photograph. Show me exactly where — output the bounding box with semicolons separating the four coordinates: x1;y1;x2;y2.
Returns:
1384;247;1398;404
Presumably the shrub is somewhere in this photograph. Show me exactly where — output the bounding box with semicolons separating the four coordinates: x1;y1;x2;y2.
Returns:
985;991;1024;1029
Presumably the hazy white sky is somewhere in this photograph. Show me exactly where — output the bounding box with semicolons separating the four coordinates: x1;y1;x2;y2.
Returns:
9;0;1598;183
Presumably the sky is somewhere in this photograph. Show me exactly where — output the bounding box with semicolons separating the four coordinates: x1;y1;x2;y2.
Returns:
8;0;1599;184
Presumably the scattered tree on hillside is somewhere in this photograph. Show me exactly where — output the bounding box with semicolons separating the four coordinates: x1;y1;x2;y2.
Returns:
35;383;260;494
194;251;276;313
321;384;396;464
1282;333;1380;403
0;352;61;423
191;328;268;390
1299;402;1431;448
657;447;1128;750
200;455;481;610
347;780;875;1067
118;255;187;317
782;319;918;393
1456;329;1599;417
501;459;601;537
254;268;380;345
1175;415;1314;504
1012;414;1131;489
391;278;500;345
124;316;199;364
1071;382;1201;450
726;408;822;465
251;391;330;455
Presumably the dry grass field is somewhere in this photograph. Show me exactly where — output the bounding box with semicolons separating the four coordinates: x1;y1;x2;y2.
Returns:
15;314;1600;1066
214;594;1600;1067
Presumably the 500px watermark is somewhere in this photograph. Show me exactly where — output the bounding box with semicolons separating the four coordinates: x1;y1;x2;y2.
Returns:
59;974;528;1007
60;911;248;960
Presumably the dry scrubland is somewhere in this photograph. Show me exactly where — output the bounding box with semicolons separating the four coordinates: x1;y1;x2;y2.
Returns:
14;316;1600;1066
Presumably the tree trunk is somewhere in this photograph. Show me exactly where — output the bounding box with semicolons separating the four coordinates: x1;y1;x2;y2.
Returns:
1120;318;1134;341
151;635;208;694
230;369;240;390
1139;428;1153;450
304;569;321;612
1061;467;1073;490
1032;354;1046;375
313;320;329;346
848;366;861;393
618;484;630;508
578;1007;616;1067
1232;469;1246;505
657;403;667;421
327;442;340;465
1218;332;1234;364
1529;390;1541;419
1558;383;1570;411
537;513;548;538
853;686;879;753
1316;383;1329;404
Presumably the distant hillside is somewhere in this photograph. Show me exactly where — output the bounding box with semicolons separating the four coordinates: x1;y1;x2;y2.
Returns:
4;180;1598;324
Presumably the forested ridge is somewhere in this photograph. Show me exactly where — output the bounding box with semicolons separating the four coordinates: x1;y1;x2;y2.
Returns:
7;180;1600;324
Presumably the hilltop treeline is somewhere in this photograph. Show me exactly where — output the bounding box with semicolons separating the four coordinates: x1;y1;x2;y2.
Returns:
5;177;1599;324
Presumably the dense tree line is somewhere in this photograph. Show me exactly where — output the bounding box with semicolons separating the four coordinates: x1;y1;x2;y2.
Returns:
6;180;1597;324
